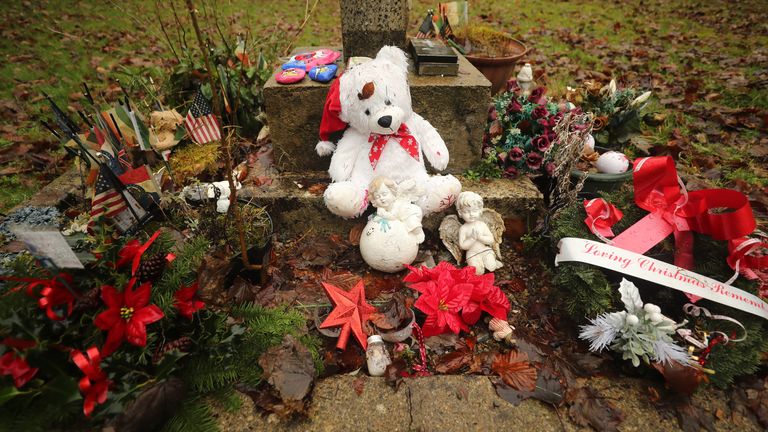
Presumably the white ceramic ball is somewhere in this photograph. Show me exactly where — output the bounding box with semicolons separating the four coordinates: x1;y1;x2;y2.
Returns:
359;219;419;273
596;151;629;174
584;134;595;152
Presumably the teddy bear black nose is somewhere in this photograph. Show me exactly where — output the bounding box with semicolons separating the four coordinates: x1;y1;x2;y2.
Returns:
377;115;392;128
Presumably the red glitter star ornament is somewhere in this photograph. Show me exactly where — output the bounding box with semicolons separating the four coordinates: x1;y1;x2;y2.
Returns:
319;280;376;350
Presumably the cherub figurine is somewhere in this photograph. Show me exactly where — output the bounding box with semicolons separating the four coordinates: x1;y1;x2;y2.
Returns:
369;176;425;242
360;176;424;272
439;191;504;275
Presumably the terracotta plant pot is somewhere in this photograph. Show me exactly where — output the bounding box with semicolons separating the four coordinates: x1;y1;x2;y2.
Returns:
459;27;528;95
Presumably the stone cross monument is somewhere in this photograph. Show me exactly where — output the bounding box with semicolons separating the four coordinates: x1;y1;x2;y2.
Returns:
340;0;409;60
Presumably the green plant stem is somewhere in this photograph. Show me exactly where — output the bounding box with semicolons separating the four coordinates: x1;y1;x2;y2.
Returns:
185;0;260;271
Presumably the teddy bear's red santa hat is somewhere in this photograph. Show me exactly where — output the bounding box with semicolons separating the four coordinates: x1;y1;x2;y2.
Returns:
318;77;347;142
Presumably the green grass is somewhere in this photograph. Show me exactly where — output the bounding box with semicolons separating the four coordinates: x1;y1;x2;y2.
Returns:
0;0;766;207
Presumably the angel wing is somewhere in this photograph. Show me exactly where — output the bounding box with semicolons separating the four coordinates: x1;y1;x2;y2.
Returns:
480;208;504;260
439;214;463;264
396;178;425;204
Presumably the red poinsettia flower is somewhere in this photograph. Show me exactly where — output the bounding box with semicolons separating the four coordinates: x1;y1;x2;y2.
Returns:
94;278;164;356
0;351;38;388
115;230;161;275
71;347;109;417
461;272;510;325
406;263;511;334
415;281;471;337
26;273;75;321
174;282;205;319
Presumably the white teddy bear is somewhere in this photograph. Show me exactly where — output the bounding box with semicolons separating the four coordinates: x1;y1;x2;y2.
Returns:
316;46;462;219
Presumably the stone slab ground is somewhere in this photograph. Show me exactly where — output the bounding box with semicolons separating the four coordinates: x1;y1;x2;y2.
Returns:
213;374;760;431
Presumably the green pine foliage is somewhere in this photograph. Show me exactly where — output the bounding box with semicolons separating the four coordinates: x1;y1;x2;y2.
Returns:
553;263;613;318
161;397;219;432
548;185;646;318
705;313;768;388
548;184;768;387
153;236;211;314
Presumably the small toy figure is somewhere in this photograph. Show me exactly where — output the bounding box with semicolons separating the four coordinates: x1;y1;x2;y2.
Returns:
149;110;184;153
439;191;504;275
360;176;424;272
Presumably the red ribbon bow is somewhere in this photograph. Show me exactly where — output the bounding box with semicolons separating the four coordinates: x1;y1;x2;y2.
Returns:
71;347;109;417
116;230;162;276
583;198;623;240
368;124;420;169
611;156;756;302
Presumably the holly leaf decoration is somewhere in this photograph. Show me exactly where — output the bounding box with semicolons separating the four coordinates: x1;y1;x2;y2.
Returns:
491;350;537;391
618;278;643;314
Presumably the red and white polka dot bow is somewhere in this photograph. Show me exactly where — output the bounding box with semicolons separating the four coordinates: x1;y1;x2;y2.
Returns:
368;124;420;169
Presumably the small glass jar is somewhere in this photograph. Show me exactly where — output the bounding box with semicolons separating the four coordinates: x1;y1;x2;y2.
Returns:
366;335;391;377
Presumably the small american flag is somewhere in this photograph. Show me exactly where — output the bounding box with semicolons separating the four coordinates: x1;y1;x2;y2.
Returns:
185;89;221;144
90;165;128;221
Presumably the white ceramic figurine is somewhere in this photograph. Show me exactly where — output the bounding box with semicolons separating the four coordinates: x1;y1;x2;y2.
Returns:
439;191;504;275
359;176;424;272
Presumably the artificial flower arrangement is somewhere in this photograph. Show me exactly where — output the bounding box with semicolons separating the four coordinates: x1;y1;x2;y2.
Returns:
580;279;688;367
404;261;510;337
0;227;313;430
548;178;768;389
474;80;575;180
567;79;651;149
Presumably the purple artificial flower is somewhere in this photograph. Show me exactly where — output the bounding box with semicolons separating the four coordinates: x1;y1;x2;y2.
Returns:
509;147;525;162
526;152;544;170
488;105;498;121
506;98;523;114
545;162;556;176
538;116;556;128
528;87;546;104
503;165;519;179
532;134;552;152
506;79;520;93
531;105;550;120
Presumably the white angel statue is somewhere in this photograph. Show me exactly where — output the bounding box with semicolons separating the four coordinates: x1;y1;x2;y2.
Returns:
359;176;425;272
439;191;504;275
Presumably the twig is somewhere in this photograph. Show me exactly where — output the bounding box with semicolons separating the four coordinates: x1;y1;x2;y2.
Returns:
553;405;567;432
185;0;261;271
170;1;190;60
106;0;149;31
154;0;181;63
45;27;80;40
281;0;321;56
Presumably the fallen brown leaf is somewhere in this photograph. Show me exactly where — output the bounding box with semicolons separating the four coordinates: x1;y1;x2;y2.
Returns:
567;385;623;432
491;351;537;391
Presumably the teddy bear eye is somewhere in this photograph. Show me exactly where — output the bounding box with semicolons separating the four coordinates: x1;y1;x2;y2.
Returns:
364;109;370;116
385;99;391;106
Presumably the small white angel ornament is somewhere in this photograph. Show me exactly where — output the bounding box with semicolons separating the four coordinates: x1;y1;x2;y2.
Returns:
359;176;425;272
440;191;504;275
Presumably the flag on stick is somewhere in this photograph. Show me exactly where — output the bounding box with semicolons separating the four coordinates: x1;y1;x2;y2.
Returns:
185;89;221;144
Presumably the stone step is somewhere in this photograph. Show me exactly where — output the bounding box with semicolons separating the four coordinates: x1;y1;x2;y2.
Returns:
238;172;543;238
263;47;491;174
214;374;752;432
